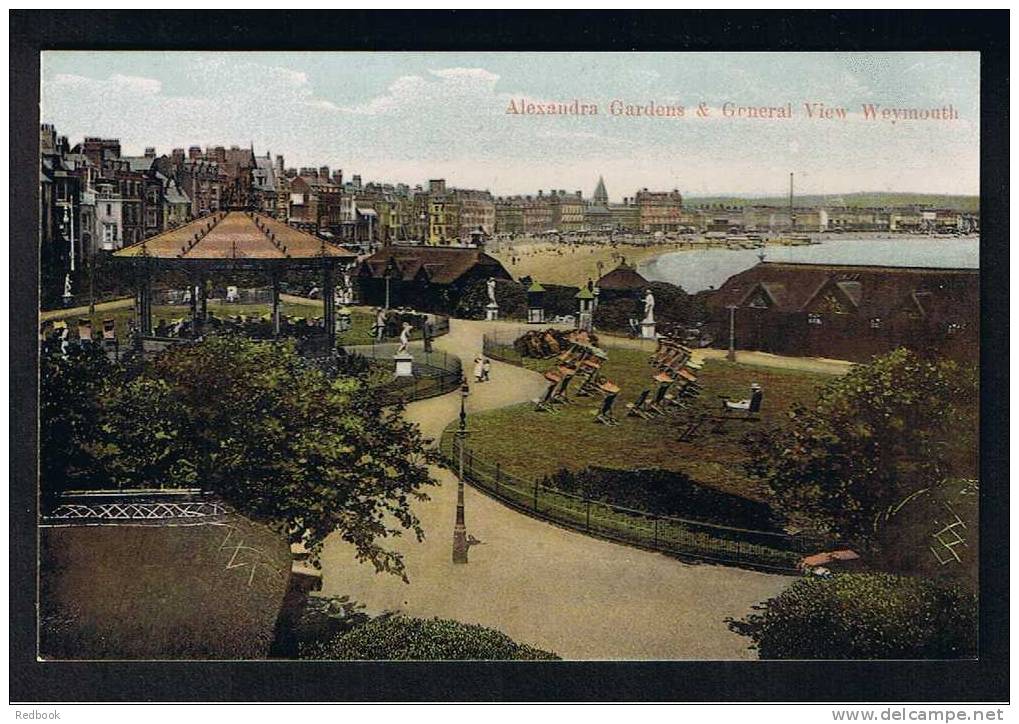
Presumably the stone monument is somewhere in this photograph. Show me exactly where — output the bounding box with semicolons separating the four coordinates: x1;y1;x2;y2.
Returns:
485;277;499;321
641;288;657;339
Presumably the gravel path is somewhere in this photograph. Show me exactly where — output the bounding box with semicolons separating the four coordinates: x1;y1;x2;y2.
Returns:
318;318;793;660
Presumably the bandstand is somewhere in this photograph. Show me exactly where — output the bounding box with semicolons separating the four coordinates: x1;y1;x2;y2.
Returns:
113;209;357;351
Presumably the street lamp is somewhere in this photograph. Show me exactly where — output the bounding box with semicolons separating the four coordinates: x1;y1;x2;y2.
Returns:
453;378;471;564
382;255;399;311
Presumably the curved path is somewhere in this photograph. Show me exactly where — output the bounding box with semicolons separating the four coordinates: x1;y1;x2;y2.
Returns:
319;319;793;659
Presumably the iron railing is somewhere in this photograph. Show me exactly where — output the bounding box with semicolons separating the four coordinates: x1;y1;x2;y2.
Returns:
343;341;463;405
439;431;814;573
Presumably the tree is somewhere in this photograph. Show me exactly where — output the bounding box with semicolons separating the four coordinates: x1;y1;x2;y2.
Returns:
727;573;977;659
300;615;560;660
40;335;438;580
39;343;120;497
143;335;438;578
743;348;978;543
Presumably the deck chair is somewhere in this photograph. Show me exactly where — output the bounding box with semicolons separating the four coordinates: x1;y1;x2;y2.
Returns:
595;383;621;426
575;358;604;397
533;376;560;413
647;381;673;416
677;413;710;442
551;366;576;404
626;389;654;419
717;386;764;424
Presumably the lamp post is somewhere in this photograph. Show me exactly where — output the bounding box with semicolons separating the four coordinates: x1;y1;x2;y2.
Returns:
383;255;399;311
453;379;471;564
727;305;737;362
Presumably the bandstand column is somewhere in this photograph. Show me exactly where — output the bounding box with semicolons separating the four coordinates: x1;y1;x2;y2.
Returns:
323;265;336;350
271;270;282;337
137;275;153;337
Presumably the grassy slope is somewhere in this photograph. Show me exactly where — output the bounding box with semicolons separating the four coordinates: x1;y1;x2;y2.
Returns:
460;347;830;502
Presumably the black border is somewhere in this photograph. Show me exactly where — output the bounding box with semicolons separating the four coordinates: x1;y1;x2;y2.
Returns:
10;10;1009;703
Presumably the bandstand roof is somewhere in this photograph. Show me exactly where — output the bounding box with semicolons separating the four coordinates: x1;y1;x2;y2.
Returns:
113;210;357;269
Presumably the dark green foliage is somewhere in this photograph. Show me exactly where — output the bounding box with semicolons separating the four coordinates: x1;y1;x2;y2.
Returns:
874;478;979;593
542;466;779;530
300;615;560;660
40;344;121;496
41;336;438;578
455;278;526;319
594;281;707;333
728;573;977;659
743;348;978;544
455;278;580;320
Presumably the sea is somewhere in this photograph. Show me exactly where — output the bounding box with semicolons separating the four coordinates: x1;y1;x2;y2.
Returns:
638;235;981;293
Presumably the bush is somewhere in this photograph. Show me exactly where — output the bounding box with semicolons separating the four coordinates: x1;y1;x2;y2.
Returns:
455;278;526;319
727;573;977;659
594;280;706;334
300;615;560;660
541;466;780;530
743;348;979;544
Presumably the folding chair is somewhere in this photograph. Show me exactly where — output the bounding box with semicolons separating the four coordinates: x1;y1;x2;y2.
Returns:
594;382;621;426
626;389;654;419
714;385;764;430
677;413;710;442
533;375;560;413
647;380;673;416
551;366;576;405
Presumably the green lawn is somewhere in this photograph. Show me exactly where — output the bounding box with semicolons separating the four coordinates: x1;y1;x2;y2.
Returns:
458;346;831;503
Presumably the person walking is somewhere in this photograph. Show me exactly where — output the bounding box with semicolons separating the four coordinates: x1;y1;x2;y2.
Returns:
482;357;492;382
473;355;484;383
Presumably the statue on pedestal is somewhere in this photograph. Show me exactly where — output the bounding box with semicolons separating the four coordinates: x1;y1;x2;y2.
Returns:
397;322;412;354
642;289;655;324
487;277;498;306
63;274;72;298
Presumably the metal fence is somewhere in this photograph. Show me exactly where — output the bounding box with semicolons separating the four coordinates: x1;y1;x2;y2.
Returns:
439;432;814;573
343;341;463;405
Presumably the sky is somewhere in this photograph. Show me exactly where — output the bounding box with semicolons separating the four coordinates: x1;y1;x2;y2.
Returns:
41;51;980;200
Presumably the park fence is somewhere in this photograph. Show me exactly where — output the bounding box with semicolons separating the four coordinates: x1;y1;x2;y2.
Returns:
439;431;814;574
342;341;463;405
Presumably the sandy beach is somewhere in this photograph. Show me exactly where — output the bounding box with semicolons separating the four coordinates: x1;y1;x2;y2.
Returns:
489;239;691;288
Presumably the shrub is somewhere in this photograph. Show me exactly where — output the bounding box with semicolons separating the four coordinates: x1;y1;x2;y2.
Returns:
542;466;779;530
300;615;560;660
743;348;979;544
594;280;706;333
727;572;977;659
455;278;526;319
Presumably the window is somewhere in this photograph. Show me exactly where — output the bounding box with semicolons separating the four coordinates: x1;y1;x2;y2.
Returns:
808;313;822;326
106;204;112;216
870;317;882;329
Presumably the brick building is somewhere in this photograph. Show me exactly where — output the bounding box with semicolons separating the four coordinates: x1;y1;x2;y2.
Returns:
707;262;979;362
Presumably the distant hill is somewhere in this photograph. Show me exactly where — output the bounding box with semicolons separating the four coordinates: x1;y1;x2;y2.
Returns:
685;192;979;213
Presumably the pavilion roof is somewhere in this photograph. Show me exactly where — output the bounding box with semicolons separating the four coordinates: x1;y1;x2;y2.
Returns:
113;211;357;264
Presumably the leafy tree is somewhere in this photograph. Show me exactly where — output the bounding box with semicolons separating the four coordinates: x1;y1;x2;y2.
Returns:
300;615;560;660
39;344;120;497
743;348;978;543
727;573;977;659
594;281;706;333
40;335;438;580
143;335;438;578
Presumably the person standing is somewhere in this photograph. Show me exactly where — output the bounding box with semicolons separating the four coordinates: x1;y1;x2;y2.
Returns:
482;357;492;382
473;355;484;383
